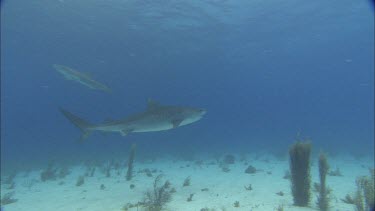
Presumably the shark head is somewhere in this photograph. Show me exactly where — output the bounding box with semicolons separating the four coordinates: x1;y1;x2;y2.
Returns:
179;107;206;126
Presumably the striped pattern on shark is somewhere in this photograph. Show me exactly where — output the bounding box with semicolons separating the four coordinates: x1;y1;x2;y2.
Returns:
60;100;206;141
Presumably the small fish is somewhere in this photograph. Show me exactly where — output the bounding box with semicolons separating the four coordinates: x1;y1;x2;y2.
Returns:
60;99;206;141
53;64;111;93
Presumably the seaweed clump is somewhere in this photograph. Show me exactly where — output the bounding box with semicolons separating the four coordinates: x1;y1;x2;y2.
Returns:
143;174;173;210
316;153;330;211
289;141;312;206
126;144;136;181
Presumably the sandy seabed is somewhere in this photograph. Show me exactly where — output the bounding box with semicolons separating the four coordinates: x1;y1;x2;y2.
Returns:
1;153;373;211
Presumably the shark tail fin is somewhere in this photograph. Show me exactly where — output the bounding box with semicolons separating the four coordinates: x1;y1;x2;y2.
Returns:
59;108;93;142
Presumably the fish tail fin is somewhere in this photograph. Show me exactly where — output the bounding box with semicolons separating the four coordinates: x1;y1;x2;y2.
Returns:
59;108;93;142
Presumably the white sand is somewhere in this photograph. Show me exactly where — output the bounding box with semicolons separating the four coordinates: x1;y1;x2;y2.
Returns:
1;153;373;211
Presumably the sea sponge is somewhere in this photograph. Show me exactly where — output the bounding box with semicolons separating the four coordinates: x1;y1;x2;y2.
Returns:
317;153;330;211
289;141;312;206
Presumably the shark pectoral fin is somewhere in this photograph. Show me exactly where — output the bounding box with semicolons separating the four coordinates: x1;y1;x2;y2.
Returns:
120;129;133;136
78;130;92;142
172;119;184;128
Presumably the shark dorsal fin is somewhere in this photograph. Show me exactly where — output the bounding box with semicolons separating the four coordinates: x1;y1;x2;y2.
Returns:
147;99;161;110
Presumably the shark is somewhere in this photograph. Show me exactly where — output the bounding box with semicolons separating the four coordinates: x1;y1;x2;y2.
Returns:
53;64;111;92
60;100;206;141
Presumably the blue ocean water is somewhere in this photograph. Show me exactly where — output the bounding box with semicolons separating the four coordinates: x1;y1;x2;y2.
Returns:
1;1;374;211
1;0;374;172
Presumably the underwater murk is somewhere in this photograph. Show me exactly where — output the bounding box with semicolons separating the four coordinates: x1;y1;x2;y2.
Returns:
1;0;374;210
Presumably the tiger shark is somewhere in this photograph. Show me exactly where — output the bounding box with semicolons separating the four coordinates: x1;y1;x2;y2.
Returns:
60;100;206;141
53;64;111;92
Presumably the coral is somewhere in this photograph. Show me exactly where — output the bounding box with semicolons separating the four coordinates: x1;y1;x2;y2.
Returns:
341;194;355;204
139;168;153;177
105;164;111;178
289;141;312;206
76;175;85;186
183;176;191;187
221;166;230;172
356;169;375;210
328;167;342;176
275;204;284;211
3;171;16;185
6;182;15;190
200;208;216;211
244;184;253;191
223;154;235;164
85;166;95;177
187;193;194;202
313;182;320;192
233;201;240;207
126;144;136;181
341;169;374;211
195;160;204;166
354;187;365;211
317;153;330;211
58;166;71;179
283;170;291;180
22;179;37;190
143;174;173;211
1;192;18;205
40;162;57;182
90;167;96;177
276;191;284;196
239;153;247;162
122;202;140;211
245;165;257;174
